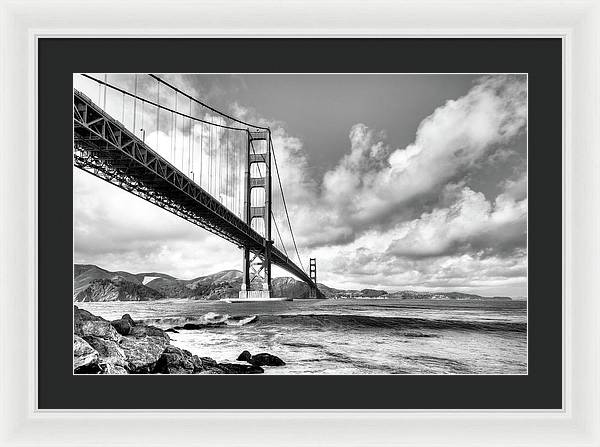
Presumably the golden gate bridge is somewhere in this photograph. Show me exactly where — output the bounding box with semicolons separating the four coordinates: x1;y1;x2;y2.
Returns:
73;73;318;299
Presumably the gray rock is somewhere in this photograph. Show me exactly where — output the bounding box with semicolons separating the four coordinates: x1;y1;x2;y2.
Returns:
199;356;218;367
73;335;100;373
249;353;285;367
153;346;225;375
74;305;104;322
120;334;169;373
100;363;128;375
237;350;252;362
111;318;132;336
74;306;121;343
153;346;196;374
85;336;127;368
77;319;122;343
180;323;205;330
236;350;285;366
73;307;249;375
121;314;136;326
129;324;169;340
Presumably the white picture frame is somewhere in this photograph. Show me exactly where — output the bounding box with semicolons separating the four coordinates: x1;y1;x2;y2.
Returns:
1;0;598;445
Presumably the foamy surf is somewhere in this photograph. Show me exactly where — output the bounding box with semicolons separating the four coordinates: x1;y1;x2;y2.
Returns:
137;312;259;330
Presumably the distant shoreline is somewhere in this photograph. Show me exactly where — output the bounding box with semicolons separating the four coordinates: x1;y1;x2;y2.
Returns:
73;263;520;303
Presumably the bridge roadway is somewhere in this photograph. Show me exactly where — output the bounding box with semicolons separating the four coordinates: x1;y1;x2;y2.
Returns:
73;89;315;287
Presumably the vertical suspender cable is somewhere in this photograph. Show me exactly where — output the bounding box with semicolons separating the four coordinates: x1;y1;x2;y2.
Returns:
234;131;238;216
217;127;221;201
133;74;137;133
175;93;179;170
170;111;174;162
209;124;213;195
156;80;160;151
200;123;204;189
226;129;229;209
218;126;222;200
240;132;243;217
141;97;145;139
188;98;192;177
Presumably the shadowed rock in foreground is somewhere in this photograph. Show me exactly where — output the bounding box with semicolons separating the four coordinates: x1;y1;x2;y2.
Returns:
73;306;277;374
237;350;286;367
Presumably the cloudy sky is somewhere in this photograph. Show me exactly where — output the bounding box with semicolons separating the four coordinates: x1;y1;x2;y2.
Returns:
74;73;527;297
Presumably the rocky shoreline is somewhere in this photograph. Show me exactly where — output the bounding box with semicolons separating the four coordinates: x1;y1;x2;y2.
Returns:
73;306;283;374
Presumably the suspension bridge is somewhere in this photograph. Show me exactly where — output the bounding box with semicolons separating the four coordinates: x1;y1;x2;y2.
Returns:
73;74;319;300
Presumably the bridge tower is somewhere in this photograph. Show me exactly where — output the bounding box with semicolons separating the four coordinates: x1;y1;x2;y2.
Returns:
309;258;318;298
240;129;272;299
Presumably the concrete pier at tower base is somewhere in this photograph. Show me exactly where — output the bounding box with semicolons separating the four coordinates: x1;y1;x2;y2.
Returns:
220;290;292;303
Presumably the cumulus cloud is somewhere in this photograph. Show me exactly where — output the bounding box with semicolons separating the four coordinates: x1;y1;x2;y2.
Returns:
385;184;527;259
228;75;527;251
300;75;527;246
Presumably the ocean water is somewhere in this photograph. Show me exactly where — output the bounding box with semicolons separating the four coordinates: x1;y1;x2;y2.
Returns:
76;298;527;375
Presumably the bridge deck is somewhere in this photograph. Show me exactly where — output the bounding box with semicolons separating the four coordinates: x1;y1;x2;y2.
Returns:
73;89;314;286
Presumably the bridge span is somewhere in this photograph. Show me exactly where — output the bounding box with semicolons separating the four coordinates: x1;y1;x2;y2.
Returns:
73;75;318;297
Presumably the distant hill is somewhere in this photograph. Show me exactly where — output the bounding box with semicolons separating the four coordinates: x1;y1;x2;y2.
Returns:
73;264;512;302
73;264;168;302
73;264;323;302
74;277;165;302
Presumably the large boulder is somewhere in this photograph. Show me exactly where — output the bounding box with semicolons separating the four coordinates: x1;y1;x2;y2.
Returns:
85;336;127;369
101;363;128;375
73;305;104;322
111;318;132;336
73;307;255;375
120;335;169;373
193;356;226;374
129;324;169;340
237;350;252;362
74;306;171;374
121;314;136;326
74;306;121;343
153;346;196;374
77;319;122;342
250;353;285;367
73;335;100;373
110;313;138;336
153;346;229;375
236;350;285;367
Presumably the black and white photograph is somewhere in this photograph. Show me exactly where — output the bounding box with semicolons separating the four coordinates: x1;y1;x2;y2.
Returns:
73;73;528;376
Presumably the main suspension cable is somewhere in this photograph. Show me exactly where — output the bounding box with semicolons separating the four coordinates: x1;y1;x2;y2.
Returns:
148;74;268;131
80;74;247;132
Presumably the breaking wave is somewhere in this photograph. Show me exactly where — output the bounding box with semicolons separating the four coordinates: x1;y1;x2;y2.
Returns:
257;314;526;333
141;312;524;333
139;312;258;329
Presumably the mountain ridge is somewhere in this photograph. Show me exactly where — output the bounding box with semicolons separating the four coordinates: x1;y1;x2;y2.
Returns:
73;264;512;302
